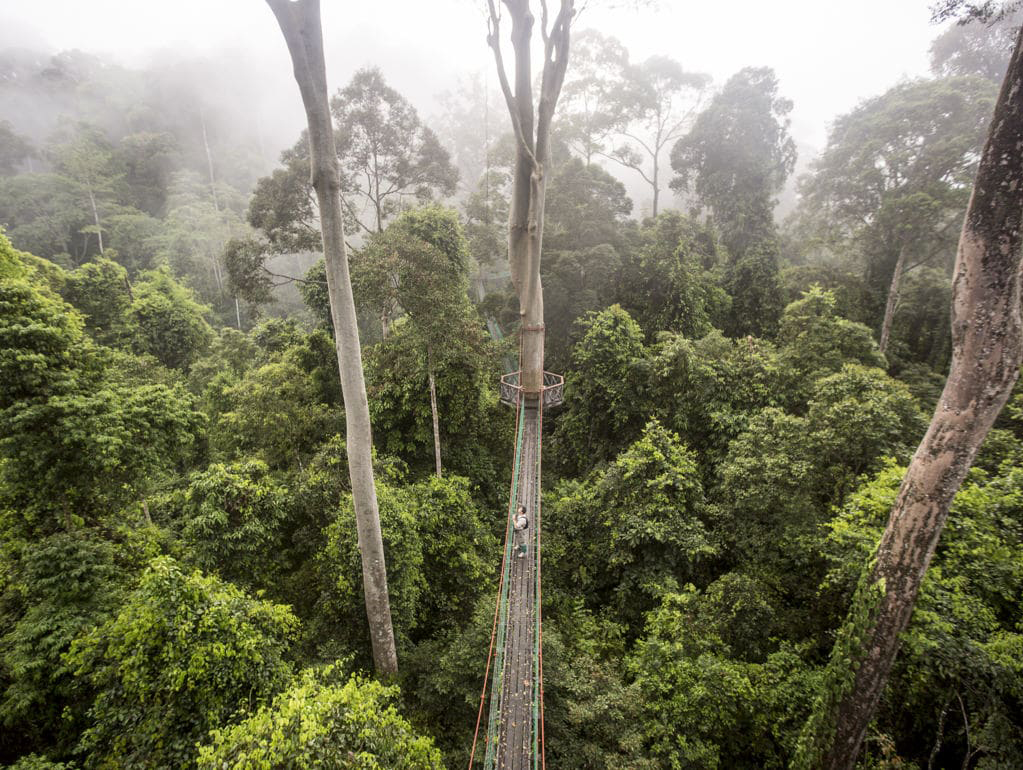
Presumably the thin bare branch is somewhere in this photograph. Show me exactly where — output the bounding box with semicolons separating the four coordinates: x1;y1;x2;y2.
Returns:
487;0;538;168
260;264;325;286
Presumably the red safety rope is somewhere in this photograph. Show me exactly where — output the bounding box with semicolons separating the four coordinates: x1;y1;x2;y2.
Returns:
537;342;547;770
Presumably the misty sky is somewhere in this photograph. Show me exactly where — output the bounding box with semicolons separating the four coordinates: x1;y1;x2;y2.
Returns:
1;0;942;166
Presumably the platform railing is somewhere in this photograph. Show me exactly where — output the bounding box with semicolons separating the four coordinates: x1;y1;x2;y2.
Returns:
499;370;564;409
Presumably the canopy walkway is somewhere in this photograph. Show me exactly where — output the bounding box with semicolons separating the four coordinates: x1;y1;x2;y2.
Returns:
469;367;563;769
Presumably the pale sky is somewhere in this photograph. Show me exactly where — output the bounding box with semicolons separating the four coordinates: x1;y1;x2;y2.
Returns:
0;0;943;188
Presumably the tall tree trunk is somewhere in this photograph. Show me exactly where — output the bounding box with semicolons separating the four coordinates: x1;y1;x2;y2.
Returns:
428;346;442;478
794;26;1023;770
488;0;573;393
200;108;221;212
266;0;398;676
200;108;242;330
878;245;906;356
651;148;659;218
87;186;104;254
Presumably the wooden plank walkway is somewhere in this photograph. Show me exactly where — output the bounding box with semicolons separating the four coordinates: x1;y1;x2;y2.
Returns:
495;402;540;770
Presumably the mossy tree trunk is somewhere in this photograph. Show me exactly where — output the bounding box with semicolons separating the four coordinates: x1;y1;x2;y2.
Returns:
795;25;1023;770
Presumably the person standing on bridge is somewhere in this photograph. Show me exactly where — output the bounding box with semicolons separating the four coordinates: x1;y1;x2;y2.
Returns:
514;504;529;558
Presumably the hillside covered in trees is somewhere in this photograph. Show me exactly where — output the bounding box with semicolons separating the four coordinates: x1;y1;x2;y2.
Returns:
1;1;1022;768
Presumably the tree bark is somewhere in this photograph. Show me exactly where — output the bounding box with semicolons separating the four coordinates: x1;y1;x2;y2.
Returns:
200;107;221;213
487;0;574;393
266;0;398;676
200;108;243;330
87;187;104;255
428;346;442;478
794;26;1023;770
878;245;906;356
651;155;659;218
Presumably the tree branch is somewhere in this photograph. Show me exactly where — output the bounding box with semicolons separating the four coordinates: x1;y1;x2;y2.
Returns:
487;0;538;168
261;264;326;286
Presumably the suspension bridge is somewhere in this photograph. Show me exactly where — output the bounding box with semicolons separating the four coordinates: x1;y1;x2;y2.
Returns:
469;358;563;769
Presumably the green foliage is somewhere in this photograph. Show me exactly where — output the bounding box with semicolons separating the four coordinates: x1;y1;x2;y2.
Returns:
181;460;288;592
796;75;995;341
354;205;475;341
67;557;297;770
670;66;795;254
114;132;179;218
804;364;925;495
542;244;623;371
128;268;213;370
210;356;337;470
0;529;153;760
247;136;321;254
930;7;1020;81
319;473;494;658
355;207;506;487
411;475;498;631
713;358;923;633
321;478;423;656
540;603;653;769
197;667;443;768
544;158;632;253
0;30;1018;769
0;120;34;176
722;239;785;338
631;585;818;768
552;305;650;475
61;258;132;346
298;258;332;328
251;317;304;355
188;327;260;392
4;756;75;770
3;380;203;527
331;68;458;231
670;66;795;335
647;329;780;467
547;420;711;630
614;211;727;341
0;173;90;263
0;256;82;407
775;286;887;409
1;249;203;526
223;236;274;304
102;211;163;276
365;320;503;488
886;266;953;372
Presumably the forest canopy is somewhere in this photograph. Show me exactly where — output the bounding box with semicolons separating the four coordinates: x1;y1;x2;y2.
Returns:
1;2;1022;768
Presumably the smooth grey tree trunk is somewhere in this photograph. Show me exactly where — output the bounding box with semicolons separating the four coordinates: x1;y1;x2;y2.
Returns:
794;25;1023;770
200;107;243;330
487;0;574;393
87;187;104;255
878;245;906;356
266;0;398;676
428;346;442;478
